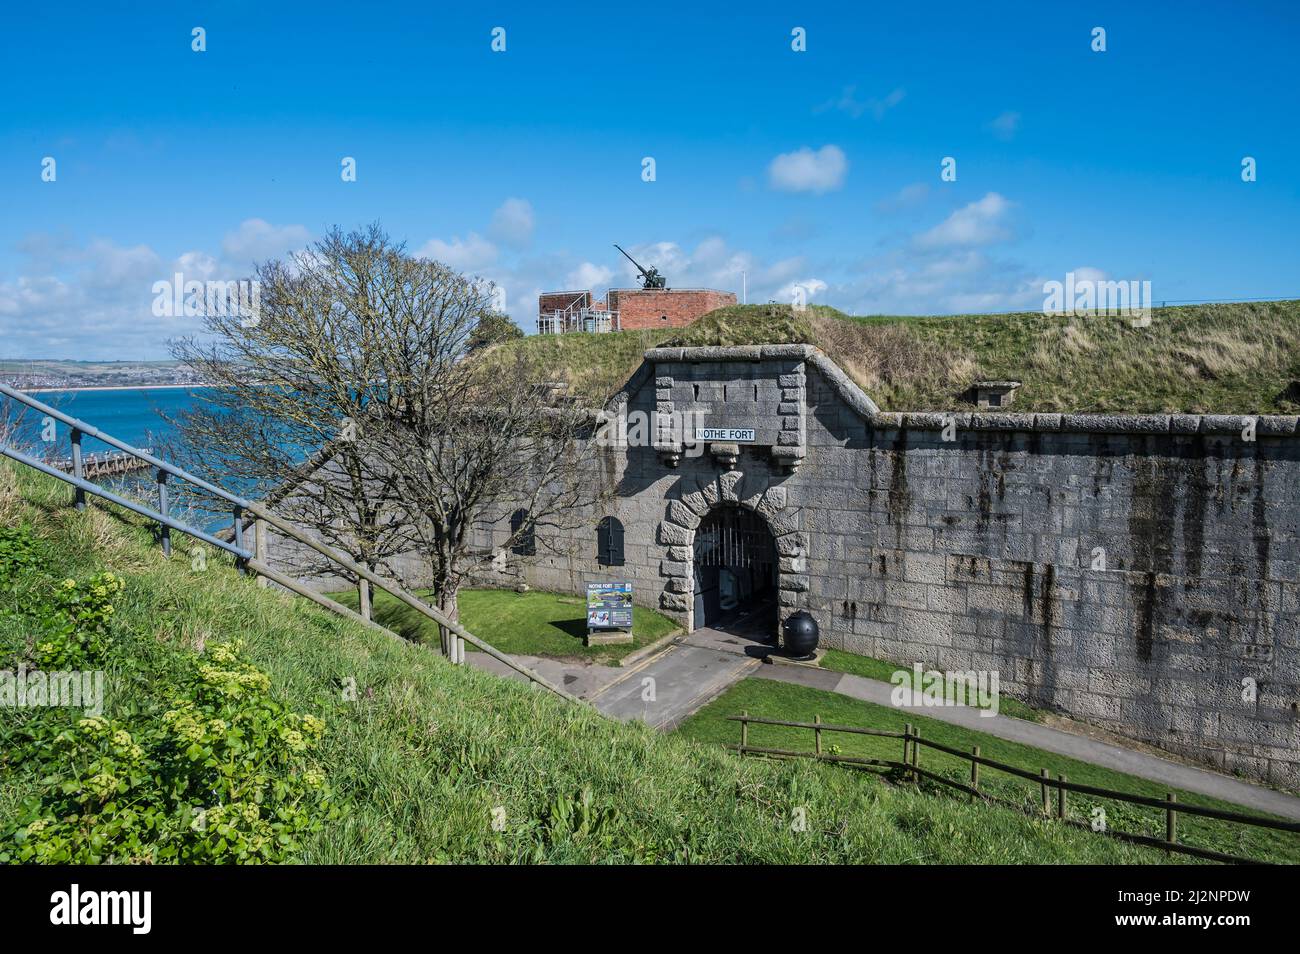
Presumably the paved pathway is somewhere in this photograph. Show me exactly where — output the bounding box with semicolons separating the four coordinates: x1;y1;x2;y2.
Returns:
757;663;1300;821
464;651;625;699
590;606;778;729
466;639;760;729
591;645;759;729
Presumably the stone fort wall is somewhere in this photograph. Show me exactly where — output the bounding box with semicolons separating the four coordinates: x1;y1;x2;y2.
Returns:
509;345;1300;790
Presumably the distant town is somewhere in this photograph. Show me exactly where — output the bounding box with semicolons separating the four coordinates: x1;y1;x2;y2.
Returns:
0;359;206;391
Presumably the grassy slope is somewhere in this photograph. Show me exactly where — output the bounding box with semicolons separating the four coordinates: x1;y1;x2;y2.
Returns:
677;679;1299;864
328;586;679;663
499;300;1300;414
0;461;1173;864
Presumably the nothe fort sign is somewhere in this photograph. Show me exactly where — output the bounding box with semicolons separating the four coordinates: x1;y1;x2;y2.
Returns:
696;427;756;443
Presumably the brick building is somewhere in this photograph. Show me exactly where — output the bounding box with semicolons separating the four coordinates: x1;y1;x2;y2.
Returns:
606;288;736;331
537;287;736;334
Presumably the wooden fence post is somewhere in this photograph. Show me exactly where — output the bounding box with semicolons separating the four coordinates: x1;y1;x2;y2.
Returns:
1166;793;1178;852
971;745;980;792
1040;768;1050;814
912;726;921;782
1058;774;1068;820
740;711;749;751
359;577;371;621
903;723;912;769
814;714;823;757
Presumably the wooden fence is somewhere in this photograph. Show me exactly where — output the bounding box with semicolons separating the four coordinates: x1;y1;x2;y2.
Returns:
727;712;1300;865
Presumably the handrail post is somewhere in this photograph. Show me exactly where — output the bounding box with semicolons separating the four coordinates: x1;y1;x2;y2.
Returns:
157;469;170;557
971;745;980;792
70;427;85;511
233;506;246;575
254;518;268;588
358;576;371;621
903;722;912;769
1040;768;1051;814
1058;774;1067;820
1166;793;1178;853
911;726;920;781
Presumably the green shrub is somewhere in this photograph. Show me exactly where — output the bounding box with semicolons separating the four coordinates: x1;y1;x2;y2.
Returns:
2;539;338;864
3;639;337;864
0;525;39;582
33;572;124;668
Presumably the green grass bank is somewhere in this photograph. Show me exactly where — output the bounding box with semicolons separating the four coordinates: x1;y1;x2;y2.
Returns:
500;299;1300;415
0;460;1184;864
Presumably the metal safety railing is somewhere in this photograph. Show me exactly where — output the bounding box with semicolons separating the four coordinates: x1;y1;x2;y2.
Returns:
536;306;621;335
0;381;579;704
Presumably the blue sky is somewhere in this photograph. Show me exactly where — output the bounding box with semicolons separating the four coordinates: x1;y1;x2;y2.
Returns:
2;1;1298;359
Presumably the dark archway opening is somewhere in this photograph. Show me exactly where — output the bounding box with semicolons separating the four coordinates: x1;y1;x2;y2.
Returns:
692;505;777;638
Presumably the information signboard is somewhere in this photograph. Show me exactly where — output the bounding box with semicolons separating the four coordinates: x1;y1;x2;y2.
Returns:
586;581;634;631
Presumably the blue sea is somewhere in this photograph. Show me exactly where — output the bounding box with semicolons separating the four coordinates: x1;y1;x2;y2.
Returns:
5;386;234;531
8;387;211;459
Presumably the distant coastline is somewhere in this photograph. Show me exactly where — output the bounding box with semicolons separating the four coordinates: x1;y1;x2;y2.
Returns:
24;383;213;394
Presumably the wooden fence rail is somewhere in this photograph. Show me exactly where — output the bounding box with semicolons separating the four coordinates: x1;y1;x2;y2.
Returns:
727;712;1299;865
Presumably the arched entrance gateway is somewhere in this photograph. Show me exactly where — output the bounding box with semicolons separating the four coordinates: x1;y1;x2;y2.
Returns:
654;469;800;639
692;505;778;637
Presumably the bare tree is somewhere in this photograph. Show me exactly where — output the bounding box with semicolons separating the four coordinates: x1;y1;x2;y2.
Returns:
168;224;607;643
167;225;425;598
367;344;607;647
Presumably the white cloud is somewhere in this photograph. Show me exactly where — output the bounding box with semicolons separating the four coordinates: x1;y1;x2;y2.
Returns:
776;278;828;304
876;182;930;214
80;239;162;291
221;218;312;266
768;145;848;194
818;86;905;120
489;198;535;247
986;111;1021;141
914;193;1013;249
0;236;222;358
412;232;498;271
0;221;313;359
565;261;613;290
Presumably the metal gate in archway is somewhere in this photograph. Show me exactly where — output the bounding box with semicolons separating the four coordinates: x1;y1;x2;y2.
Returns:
692;506;777;629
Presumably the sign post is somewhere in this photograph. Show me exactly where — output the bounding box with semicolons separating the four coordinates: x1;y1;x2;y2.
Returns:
585;581;634;646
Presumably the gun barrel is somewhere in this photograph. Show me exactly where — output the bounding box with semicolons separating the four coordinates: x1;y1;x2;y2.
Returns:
613;243;649;276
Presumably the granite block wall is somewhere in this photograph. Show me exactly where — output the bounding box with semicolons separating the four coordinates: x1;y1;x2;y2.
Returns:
519;345;1300;789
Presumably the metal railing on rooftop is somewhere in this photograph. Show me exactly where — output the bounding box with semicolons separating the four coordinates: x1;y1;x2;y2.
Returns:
537;306;621;335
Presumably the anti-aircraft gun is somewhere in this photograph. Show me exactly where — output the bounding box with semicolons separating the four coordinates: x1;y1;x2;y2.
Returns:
614;244;667;289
